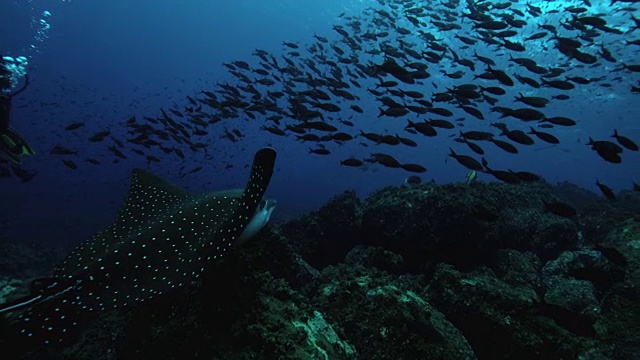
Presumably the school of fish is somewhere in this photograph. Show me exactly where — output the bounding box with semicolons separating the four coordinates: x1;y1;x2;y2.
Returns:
2;0;639;199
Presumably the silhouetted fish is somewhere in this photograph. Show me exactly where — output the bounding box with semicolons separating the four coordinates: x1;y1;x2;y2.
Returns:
0;147;277;346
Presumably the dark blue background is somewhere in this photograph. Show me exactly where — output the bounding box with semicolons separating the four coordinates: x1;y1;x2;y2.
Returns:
1;0;638;248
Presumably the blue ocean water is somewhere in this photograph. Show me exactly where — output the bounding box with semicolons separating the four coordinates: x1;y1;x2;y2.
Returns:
0;0;638;250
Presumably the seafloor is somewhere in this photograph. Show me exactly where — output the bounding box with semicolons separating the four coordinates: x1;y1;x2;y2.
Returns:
1;180;639;360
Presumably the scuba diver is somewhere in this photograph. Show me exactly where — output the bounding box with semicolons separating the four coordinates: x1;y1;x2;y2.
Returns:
0;55;35;164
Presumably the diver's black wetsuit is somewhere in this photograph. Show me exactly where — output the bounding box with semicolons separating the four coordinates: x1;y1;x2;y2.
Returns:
0;75;28;131
0;56;12;132
0;56;34;163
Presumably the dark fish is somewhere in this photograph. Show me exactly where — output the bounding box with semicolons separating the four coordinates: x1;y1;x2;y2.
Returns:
456;137;484;155
374;135;397;146
309;148;331;155
350;105;364;113
396;134;417;147
461;105;485;120
88;130;110;142
494;123;535;145
62;159;77;170
404;175;421;185
428;119;455;129
331;132;353;141
486;66;514;86
108;146;127;160
587;137;623;163
596;179;616;200
50;145;78;155
448;148;483;171
146;155;161;164
489;138;519;154
407;120;437;137
612;129;638;151
514;93;550;108
1;148;277;345
479;86;506;95
501;108;546;121
428;107;454;117
510;170;540;182
261;125;286;136
300;121;338;132
544;201;577;218
528;127;559;144
9;166;37;183
359;131;382;144
542;117;577;126
371;153;402;168
474;20;508;30
64;122;85;131
460;131;494;141
379;106;410;117
400;163;427;173
482;158;521;184
169;109;183;117
297;134;321;142
340;158;363;167
541;79;575;90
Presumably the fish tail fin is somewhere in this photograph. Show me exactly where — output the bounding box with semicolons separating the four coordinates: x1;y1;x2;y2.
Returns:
0;127;35;163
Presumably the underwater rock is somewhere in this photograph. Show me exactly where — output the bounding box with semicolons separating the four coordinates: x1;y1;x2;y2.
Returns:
426;263;606;359
360;182;580;273
282;190;362;268
313;264;476;360
344;245;405;274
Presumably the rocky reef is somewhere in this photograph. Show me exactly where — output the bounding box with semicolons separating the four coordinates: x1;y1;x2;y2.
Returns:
1;181;639;359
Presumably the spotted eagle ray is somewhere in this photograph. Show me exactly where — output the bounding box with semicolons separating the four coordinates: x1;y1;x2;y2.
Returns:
0;147;277;345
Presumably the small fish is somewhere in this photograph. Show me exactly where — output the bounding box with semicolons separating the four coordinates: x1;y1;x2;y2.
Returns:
400;163;427;173
404;175;422;185
62;159;77;170
466;170;477;185
146;155;161;164
587;137;623;164
108;146;127;160
595;179;616;200
88;130;110;142
309;148;331;155
64;122;84;131
371;153;402;168
544;201;576;218
528;127;559;144
340;158;363;167
612;129;638;151
448;148;483;171
50;145;78;155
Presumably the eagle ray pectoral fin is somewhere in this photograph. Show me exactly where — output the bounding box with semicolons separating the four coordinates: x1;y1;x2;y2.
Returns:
213;147;277;252
0;277;72;314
